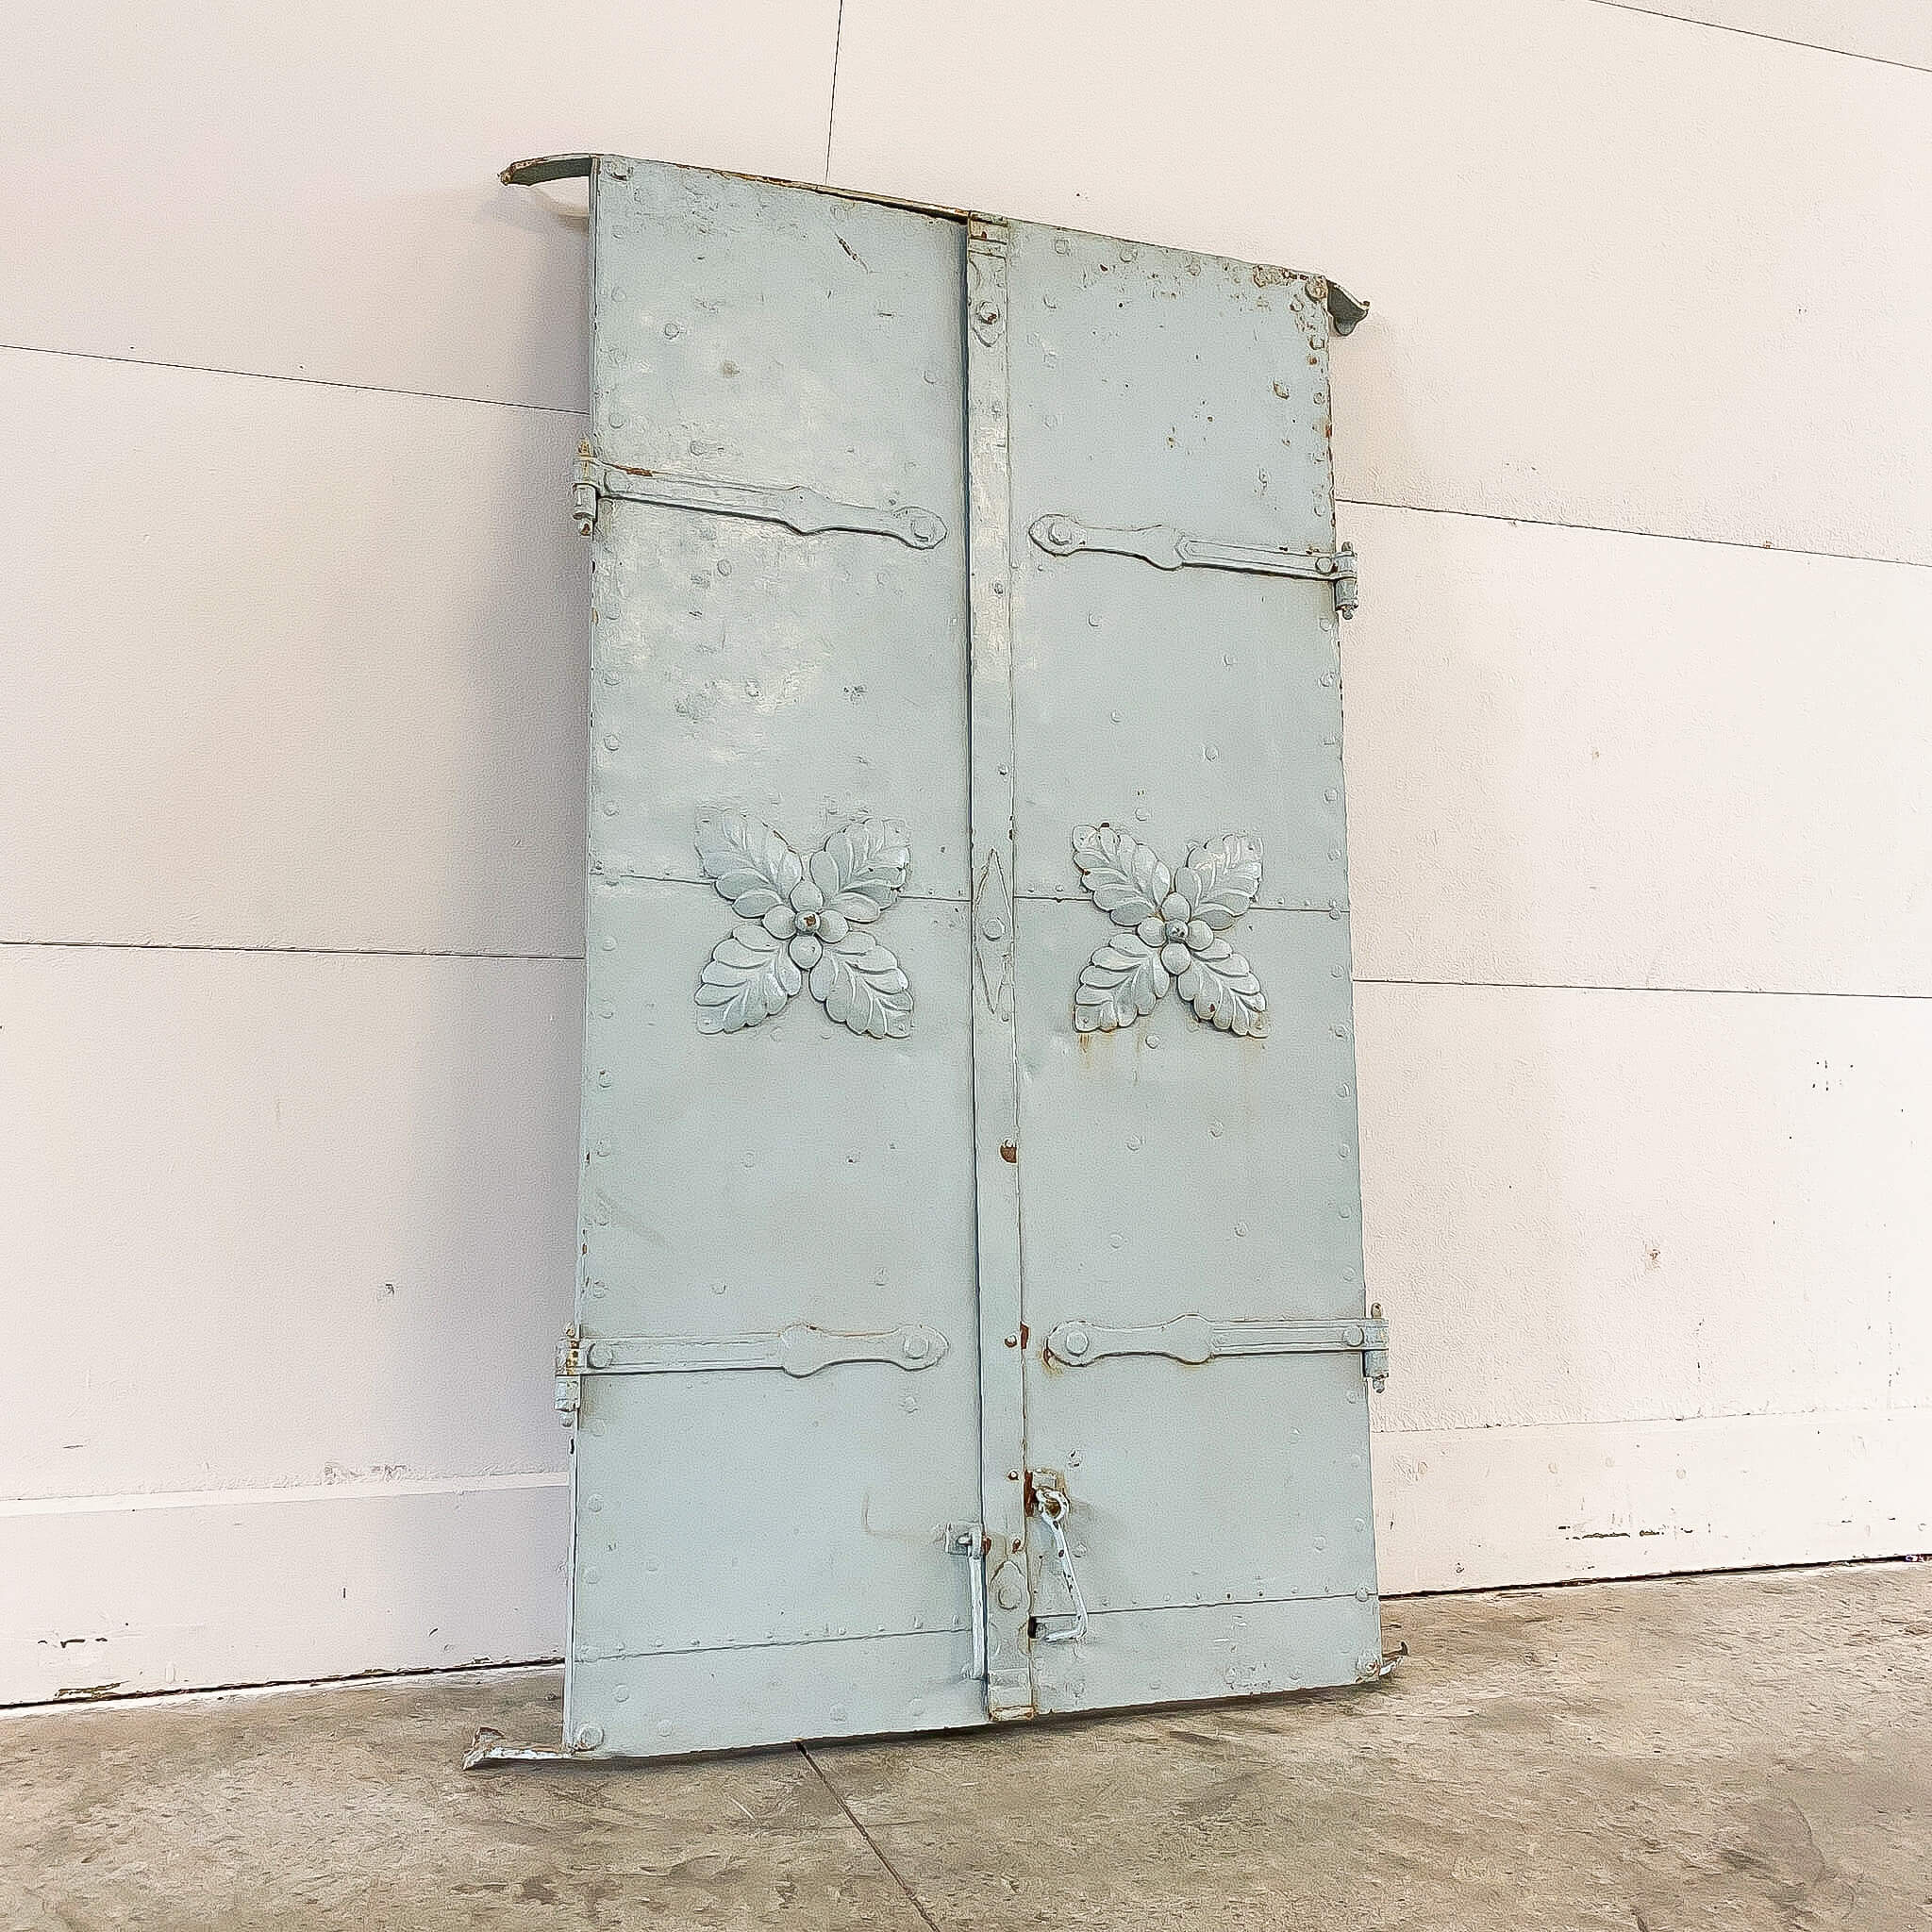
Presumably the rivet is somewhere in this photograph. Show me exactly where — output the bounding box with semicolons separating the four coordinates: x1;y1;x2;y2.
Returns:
1109;1233;1124;1249
604;734;620;751
903;1333;929;1360
603;670;620;686
575;1724;604;1750
1235;1221;1248;1238
587;1492;605;1510
1356;1586;1370;1602
1355;1517;1367;1532
583;1565;602;1584
596;1071;612;1087
1325;787;1339;803
602;800;619;816
1343;1324;1364;1348
716;558;732;576
614;1686;630;1701
1135;808;1150;822
1127;1134;1141;1150
1110;709;1122;724
1204;746;1219;761
663;322;680;338
1223;653;1235;667
1145;1032;1159;1049
1063;1325;1091;1357
1210;1122;1224;1137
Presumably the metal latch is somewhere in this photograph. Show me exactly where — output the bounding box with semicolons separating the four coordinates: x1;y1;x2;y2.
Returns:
573;441;946;548
1029;1474;1088;1646
946;1524;990;1681
1029;512;1358;618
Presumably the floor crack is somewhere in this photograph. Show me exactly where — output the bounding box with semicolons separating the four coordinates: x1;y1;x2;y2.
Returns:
800;1742;940;1932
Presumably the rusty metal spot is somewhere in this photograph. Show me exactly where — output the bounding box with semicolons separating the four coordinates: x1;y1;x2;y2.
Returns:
999;1141;1017;1163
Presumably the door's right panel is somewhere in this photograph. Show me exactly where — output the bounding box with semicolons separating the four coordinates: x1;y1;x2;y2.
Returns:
1006;221;1382;1714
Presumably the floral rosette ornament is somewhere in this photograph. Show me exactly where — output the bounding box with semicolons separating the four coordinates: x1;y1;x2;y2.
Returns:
693;813;913;1039
1072;824;1267;1036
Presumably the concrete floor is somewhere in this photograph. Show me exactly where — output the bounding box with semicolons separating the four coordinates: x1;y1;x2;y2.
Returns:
3;1563;1928;1931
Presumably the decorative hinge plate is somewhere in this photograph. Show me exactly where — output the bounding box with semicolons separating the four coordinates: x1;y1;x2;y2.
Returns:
573;441;946;548
1029;512;1358;618
1044;1308;1390;1389
556;1320;947;1417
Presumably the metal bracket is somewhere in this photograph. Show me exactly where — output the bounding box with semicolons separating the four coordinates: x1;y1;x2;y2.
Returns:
574;441;946;548
556;1321;948;1413
1029;512;1357;618
1044;1307;1390;1390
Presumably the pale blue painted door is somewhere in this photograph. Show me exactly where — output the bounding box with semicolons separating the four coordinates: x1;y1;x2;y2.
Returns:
530;155;1385;1757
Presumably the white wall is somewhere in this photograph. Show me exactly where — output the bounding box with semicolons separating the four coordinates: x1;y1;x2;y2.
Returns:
4;0;1928;1704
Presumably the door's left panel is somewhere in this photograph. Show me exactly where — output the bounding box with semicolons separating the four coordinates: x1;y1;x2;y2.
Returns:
568;158;981;1756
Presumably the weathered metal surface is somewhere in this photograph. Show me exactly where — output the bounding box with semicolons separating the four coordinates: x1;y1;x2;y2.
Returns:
564;157;981;1758
1002;215;1379;1717
511;152;1383;1758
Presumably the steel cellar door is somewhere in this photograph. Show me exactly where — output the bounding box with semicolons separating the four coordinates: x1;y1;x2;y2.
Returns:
507;153;1387;1761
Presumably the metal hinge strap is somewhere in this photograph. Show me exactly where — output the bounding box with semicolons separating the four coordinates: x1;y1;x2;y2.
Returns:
555;1321;947;1414
1043;1309;1390;1389
574;441;946;548
1028;512;1357;617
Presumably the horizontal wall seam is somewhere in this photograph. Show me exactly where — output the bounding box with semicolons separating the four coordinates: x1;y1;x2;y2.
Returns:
8;943;1930;1004
1355;975;1932;1002
0;939;583;963
1336;493;1932;574
4;346;1924;571
1372;1406;1930;1440
0;1471;570;1518
0;341;588;421
1581;0;1932;77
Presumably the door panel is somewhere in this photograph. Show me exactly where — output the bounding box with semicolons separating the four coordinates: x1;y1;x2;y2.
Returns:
1003;220;1379;1715
569;161;982;1757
